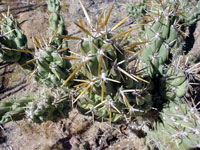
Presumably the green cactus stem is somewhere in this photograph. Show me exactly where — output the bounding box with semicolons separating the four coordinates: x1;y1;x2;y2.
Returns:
33;39;72;87
146;100;200;150
0;89;70;124
47;0;68;50
25;91;69;123
126;0;147;23
0;94;35;124
0;13;33;72
158;61;188;102
128;0;200;77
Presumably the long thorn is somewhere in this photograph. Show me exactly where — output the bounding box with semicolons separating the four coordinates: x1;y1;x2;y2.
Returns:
62;63;83;86
111;16;129;31
58;47;70;53
97;9;105;30
79;0;93;28
131;74;149;83
110;27;137;40
104;3;114;27
101;80;105;102
74;22;93;37
27;68;37;83
62;56;80;60
117;66;138;82
8;48;33;54
33;37;42;49
21;59;36;67
57;35;83;40
109;107;112;125
98;54;103;76
74;83;91;104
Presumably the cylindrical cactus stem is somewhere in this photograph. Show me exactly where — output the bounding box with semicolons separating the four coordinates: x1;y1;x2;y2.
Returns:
0;90;70;124
126;0;147;23
46;0;61;13
47;0;68;51
0;94;35;124
0;13;33;72
160;66;188;101
25;91;69;123
138;1;187;77
133;0;200;73
57;1;152;122
33;42;72;87
146;101;200;149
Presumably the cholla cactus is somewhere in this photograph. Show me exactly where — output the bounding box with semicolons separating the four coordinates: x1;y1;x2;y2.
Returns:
160;65;188;102
32;39;71;87
0;89;70;124
0;94;35;124
47;0;68;49
0;0;197;127
126;0;147;22
138;1;184;77
19;0;71;87
146;101;200;150
0;13;27;62
25;89;69;123
127;0;200;77
59;0;153;123
177;0;200;26
126;0;190;104
0;12;33;71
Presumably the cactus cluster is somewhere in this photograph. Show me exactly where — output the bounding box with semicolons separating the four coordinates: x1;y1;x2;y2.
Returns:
0;0;198;140
126;0;146;22
146;101;200;150
126;1;200;149
57;2;157;122
30;0;71;87
0;0;72;124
